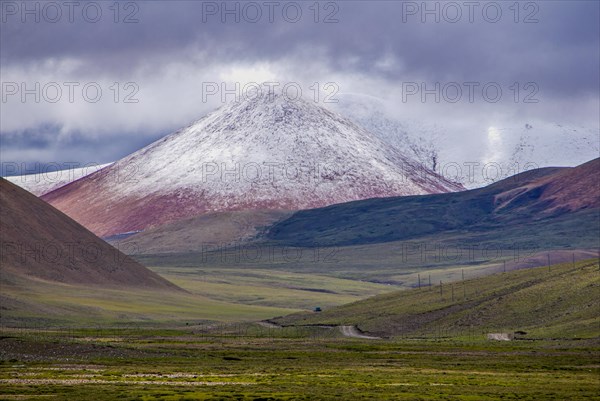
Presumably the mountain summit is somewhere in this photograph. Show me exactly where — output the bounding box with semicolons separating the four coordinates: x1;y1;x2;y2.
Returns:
44;92;463;237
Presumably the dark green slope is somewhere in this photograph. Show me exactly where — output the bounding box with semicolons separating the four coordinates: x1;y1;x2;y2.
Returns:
266;159;599;248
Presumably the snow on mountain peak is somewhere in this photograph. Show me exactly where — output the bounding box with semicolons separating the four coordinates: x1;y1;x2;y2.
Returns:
44;93;462;237
107;91;461;199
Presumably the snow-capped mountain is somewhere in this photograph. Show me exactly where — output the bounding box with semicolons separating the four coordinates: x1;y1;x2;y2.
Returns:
43;92;463;237
332;94;600;189
330;94;442;172
5;163;113;196
464;122;599;188
506;123;599;170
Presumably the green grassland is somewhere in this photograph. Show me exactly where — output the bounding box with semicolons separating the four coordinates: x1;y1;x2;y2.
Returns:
0;329;598;400
5;248;596;331
274;259;600;339
139;244;596;309
153;266;393;310
0;274;292;327
0;265;395;326
1;260;598;400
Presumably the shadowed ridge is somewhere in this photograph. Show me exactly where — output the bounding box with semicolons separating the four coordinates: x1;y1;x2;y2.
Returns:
266;158;600;247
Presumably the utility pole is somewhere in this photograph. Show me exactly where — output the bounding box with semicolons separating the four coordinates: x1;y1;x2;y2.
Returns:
440;281;443;299
418;274;421;289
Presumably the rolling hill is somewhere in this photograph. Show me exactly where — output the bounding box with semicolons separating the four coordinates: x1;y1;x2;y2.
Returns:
0;178;178;290
273;258;600;339
110;209;292;255
266;158;600;247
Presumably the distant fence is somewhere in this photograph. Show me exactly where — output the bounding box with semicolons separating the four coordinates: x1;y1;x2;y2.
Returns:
0;322;341;341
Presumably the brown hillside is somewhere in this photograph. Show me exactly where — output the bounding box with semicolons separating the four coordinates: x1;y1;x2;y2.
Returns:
493;158;600;216
0;178;181;291
112;209;292;255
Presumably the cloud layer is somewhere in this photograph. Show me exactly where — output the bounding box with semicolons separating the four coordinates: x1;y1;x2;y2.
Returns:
2;1;599;174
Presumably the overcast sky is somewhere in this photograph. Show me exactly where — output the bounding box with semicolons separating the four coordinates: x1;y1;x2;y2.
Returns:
1;0;599;175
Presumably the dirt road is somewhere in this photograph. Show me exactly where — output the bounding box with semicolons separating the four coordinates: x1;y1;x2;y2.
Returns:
339;326;380;340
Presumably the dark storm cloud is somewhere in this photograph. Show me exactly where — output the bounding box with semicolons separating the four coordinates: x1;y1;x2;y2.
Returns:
0;124;166;176
2;1;598;95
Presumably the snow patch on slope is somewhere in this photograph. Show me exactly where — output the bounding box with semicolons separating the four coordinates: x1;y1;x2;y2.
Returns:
5;163;113;196
330;94;442;172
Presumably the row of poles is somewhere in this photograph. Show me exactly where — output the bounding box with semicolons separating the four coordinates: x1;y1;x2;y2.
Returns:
416;253;582;301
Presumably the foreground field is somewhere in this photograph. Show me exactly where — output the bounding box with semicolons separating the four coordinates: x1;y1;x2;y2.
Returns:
0;328;598;401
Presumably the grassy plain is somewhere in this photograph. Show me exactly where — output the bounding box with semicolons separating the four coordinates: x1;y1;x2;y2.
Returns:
0;329;598;400
1;261;598;400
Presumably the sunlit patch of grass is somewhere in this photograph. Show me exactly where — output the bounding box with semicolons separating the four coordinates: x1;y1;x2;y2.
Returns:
1;278;293;326
154;266;393;309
